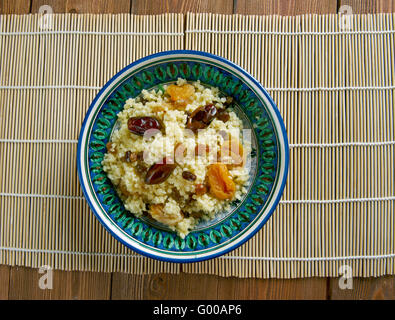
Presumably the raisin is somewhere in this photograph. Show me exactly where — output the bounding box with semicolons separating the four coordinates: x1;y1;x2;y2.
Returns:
137;151;145;161
124;151;137;162
182;171;197;181
195;184;207;196
127;117;162;136
216;109;230;123
138;97;148;104
181;210;190;218
145;157;176;185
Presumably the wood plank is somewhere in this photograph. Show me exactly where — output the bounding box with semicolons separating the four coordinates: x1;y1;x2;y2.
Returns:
339;0;395;14
329;277;395;300
30;0;65;12
111;273;145;299
30;0;131;14
131;0;233;15
112;273;219;300
216;277;328;300
0;266;10;300
234;0;337;15
8;266;111;299
111;273;328;299
0;0;31;14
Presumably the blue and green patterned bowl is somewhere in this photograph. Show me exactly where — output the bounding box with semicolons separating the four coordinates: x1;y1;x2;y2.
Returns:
77;50;289;263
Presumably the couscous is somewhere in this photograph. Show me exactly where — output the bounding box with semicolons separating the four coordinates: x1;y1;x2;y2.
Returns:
102;78;249;238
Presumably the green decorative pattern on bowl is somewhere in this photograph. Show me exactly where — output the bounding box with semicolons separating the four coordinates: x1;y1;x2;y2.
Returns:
77;50;289;263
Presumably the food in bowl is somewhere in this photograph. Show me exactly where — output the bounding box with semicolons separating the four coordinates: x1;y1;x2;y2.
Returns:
102;78;250;238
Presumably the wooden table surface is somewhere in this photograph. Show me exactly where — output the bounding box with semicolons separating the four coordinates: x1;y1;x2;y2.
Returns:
1;0;394;300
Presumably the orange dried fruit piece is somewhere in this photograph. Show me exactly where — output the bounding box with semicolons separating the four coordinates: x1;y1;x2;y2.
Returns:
174;142;188;163
166;83;195;109
151;105;166;112
207;163;236;200
149;204;182;226
218;136;244;168
106;142;117;154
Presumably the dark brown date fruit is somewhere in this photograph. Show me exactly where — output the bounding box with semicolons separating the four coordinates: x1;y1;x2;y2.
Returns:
128;117;162;136
186;104;217;132
145;157;176;185
192;104;217;123
182;171;197;181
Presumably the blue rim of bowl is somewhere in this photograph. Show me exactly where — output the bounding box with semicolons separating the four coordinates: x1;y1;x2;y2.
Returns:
77;50;289;263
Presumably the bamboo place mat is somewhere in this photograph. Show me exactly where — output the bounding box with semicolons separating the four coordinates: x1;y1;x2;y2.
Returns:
0;13;394;279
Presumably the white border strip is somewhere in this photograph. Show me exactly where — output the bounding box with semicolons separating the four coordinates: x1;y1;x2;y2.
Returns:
0;31;184;36
1;85;394;91
1;193;394;204
0;246;394;262
185;29;395;36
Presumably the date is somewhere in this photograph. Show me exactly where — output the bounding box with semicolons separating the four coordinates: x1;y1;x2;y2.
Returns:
128;116;162;136
145;157;176;185
186;104;217;132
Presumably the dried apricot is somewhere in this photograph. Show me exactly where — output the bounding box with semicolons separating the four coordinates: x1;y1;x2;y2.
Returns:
207;163;236;200
174;142;187;163
106;142;117;154
149;204;182;226
219;136;244;168
166;83;195;109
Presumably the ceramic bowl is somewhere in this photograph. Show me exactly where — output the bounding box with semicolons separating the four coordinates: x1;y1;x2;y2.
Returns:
77;50;289;263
